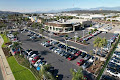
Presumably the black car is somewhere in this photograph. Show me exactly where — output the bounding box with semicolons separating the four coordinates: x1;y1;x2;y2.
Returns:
80;52;86;58
49;46;55;50
60;45;65;48
58;44;62;47
107;67;119;74
101;75;116;80
64;52;70;58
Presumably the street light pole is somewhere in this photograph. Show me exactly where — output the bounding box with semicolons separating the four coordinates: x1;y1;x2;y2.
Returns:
66;40;67;52
49;32;52;41
74;32;78;42
64;38;68;52
82;30;85;38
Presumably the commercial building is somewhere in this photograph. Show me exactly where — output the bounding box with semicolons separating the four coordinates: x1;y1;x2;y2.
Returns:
45;19;92;33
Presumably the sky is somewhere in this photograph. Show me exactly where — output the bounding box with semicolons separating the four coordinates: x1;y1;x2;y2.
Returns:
0;0;120;12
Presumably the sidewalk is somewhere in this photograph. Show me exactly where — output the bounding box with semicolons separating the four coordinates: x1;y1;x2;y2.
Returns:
0;36;15;80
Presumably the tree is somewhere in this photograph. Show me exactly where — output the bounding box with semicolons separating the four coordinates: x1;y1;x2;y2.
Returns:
70;68;84;80
12;42;22;55
65;34;68;38
76;37;80;41
13;31;19;37
39;28;44;36
91;29;94;33
93;37;102;62
94;28;97;32
39;64;56;80
89;50;94;56
100;37;107;59
45;26;49;31
93;37;107;61
90;24;92;27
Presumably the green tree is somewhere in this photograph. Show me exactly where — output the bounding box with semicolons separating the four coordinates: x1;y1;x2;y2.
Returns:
65;34;68;38
100;37;107;59
94;29;97;32
45;26;49;31
93;37;107;61
39;28;44;36
70;68;84;80
39;64;56;80
76;37;80;41
13;31;19;37
12;42;22;55
90;24;92;27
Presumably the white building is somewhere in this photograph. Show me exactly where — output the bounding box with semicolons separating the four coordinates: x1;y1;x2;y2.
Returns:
45;19;92;33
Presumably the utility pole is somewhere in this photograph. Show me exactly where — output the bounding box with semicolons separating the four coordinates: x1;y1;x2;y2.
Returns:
82;30;85;38
74;32;78;42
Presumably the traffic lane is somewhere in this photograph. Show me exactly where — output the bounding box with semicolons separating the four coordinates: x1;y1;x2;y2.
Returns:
18;33;78;80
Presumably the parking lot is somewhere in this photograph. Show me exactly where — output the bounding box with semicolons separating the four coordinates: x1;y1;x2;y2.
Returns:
31;28;114;53
18;32;78;80
102;42;120;80
18;31;95;80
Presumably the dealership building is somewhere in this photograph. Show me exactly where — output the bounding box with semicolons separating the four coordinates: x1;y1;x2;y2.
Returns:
45;19;92;33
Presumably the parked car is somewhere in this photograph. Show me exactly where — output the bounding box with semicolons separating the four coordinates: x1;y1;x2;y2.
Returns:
34;59;42;67
84;54;91;60
31;56;40;64
29;54;37;62
58;44;62;47
101;75;116;80
52;47;58;52
88;56;98;62
64;52;70;58
77;59;84;66
75;51;82;56
60;51;66;57
49;46;55;50
67;55;75;61
82;61;92;69
57;50;63;55
80;52;86;58
54;49;60;53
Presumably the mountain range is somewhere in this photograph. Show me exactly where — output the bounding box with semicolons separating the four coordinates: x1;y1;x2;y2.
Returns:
34;6;120;13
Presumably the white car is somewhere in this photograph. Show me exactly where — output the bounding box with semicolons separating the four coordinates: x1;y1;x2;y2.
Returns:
34;59;42;67
88;56;97;62
29;54;36;62
54;49;60;53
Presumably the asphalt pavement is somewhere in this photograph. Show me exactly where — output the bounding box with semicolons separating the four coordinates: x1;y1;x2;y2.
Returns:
18;33;78;80
32;28;113;52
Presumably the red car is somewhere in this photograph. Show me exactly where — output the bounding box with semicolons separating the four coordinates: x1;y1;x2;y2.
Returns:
75;51;82;56
31;56;40;64
67;55;75;61
77;59;84;66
